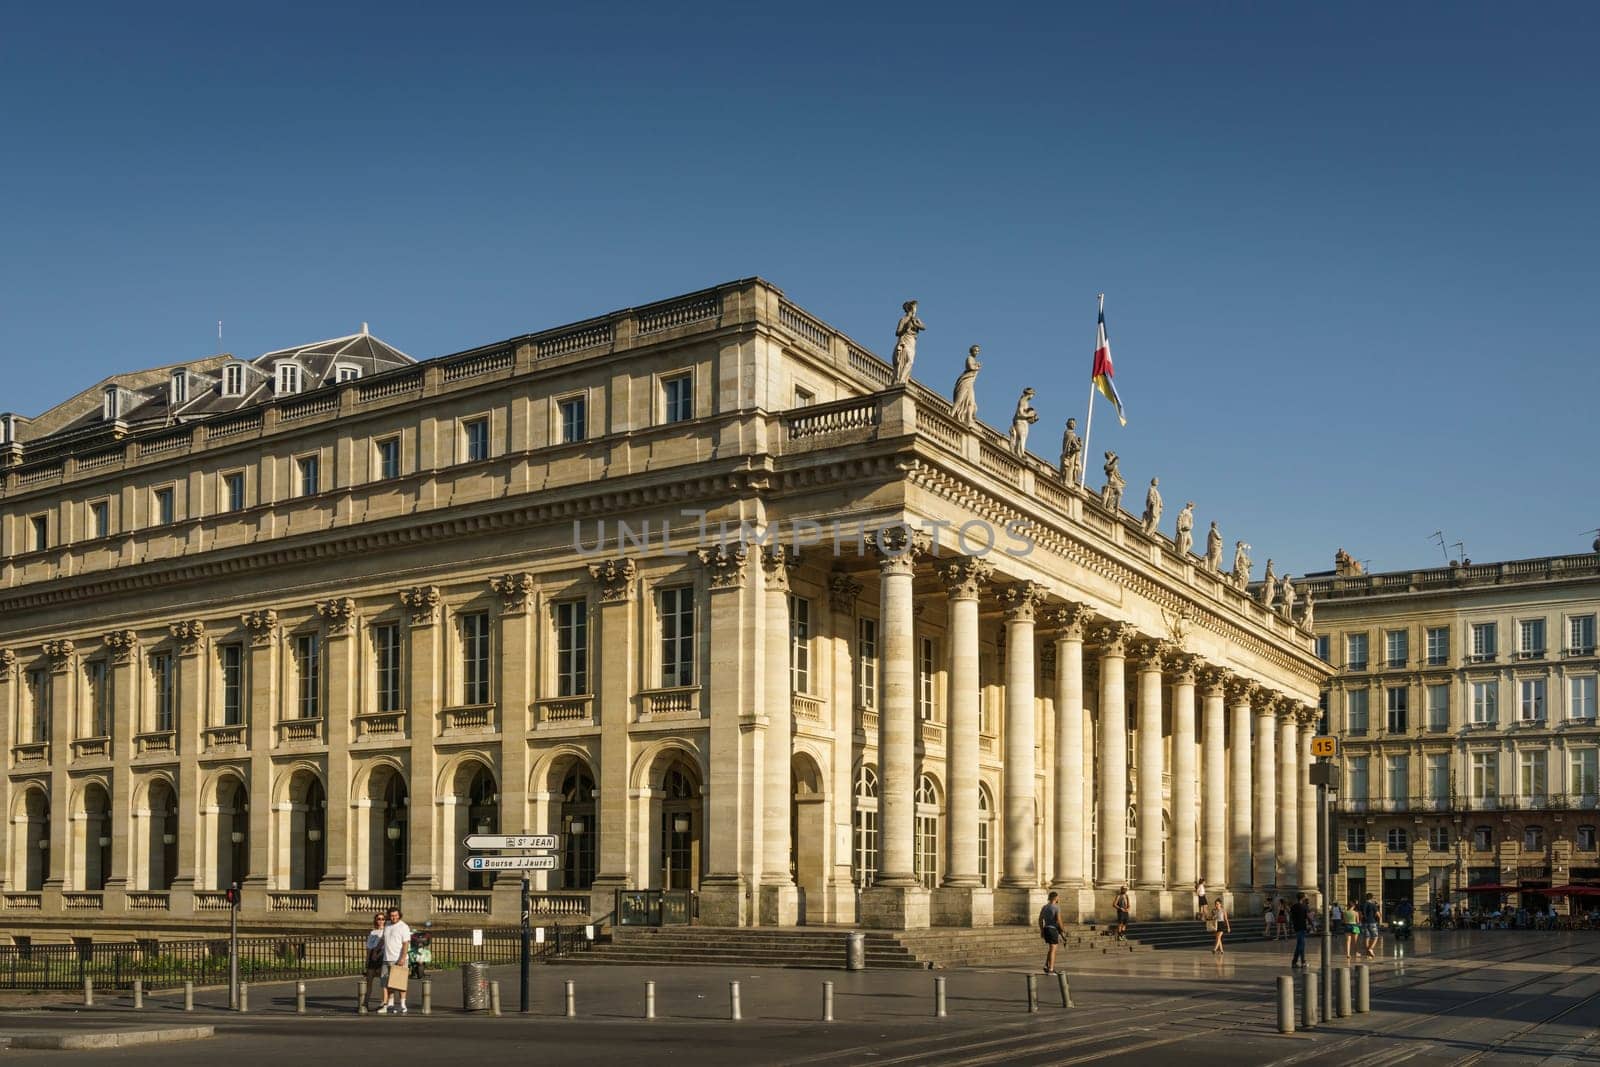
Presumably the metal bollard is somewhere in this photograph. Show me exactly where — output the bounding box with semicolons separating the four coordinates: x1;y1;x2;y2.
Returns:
565;980;575;1018
490;981;502;1017
1335;967;1350;1018
1057;971;1075;1009
357;979;368;1015
645;980;656;1020
1026;973;1039;1014
934;976;947;1018
184;981;194;1012
296;981;307;1015
1276;975;1295;1034
239;982;249;1014
133;979;144;1010
83;977;94;1007
1302;971;1318;1030
1354;964;1370;1014
822;981;834;1022
422;979;432;1016
729;980;742;1021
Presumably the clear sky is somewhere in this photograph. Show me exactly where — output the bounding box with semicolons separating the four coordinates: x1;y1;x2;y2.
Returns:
2;2;1596;578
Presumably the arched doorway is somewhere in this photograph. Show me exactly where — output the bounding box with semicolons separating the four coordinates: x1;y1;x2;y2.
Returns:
791;753;826;924
915;773;943;889
278;770;326;891
977;783;995;889
378;772;409;891
558;763;596;891
465;765;499;891
214;776;249;890
77;783;111;891
145;780;179;891
658;761;701;891
17;788;50;892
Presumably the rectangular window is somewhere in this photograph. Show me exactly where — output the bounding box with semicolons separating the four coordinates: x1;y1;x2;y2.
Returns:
1314;635;1330;663
1346;688;1370;735
555;600;589;697
150;651;175;733
294;634;320;719
1471;622;1498;661
219;644;243;726
84;660;109;738
223;472;246;513
1426;626;1450;665
1580;826;1598;851
30;515;48;552
1349;756;1369;800
297;455;320;498
1386;686;1408;733
1471;752;1498;799
1520;750;1548;800
1520;618;1547;658
790;595;812;694
559;396;587;444
1386;756;1408;807
662;374;693;423
1426;684;1449;732
1471;681;1498;724
90;501;109;539
1572;748;1599;797
275;363;302;394
153;487;175;526
794;387;816;408
376;438;401;481
1386;630;1408;669
659;587;695;688
463;417;490;462
1429;827;1451;852
1346;633;1368;670
223;363;245;397
1345;826;1367;852
915;812;939;889
1572;676;1598;722
1572;615;1597;656
460;612;490;706
918;637;936;722
26;668;52;743
336;365;361;383
374;624;403;713
1520;678;1547;721
1427;754;1449;800
857;618;878;709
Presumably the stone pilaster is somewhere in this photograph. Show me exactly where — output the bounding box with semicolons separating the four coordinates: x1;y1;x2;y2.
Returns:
996;580;1047;921
696;543;756;926
1096;623;1135;888
489;574;535;915
1049;603;1094;919
759;545;798;925
1226;676;1254;895
933;556;991;927
102;631;138;910
587;559;636;901
399;588;440;912
168;622;205;912
241;610;277;913
1297;706;1320;898
43;641;74;914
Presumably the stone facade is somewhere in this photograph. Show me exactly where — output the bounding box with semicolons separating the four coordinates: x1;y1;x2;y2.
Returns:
1302;554;1600;914
0;278;1326;934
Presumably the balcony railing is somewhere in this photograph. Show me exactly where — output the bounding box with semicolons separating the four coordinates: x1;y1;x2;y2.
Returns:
133;731;175;756
354;711;406;740
70;736;110;760
3;892;42;910
792;694;824;724
202;724;248;750
440;705;495;733
268;892;318;912
12;741;50;764
433;892;492;915
346;892;402;914
126;891;170;911
276;718;323;744
638;687;700;722
534;696;593;727
194;891;231;911
62;892;104;911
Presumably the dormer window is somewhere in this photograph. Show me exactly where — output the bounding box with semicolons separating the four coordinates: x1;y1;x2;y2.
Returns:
222;363;246;398
169;370;189;406
335;365;362;383
103;386;126;421
0;413;14;444
275;363;303;395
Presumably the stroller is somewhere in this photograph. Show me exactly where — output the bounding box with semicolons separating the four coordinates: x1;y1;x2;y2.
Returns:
408;921;434;979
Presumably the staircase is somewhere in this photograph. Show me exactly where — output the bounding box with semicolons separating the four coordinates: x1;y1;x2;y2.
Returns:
1113;918;1266;950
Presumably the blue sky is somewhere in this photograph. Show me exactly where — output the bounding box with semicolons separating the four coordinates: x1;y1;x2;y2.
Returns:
2;2;1596;577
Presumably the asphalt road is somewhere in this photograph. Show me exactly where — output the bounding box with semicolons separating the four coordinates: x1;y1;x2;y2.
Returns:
5;931;1600;1064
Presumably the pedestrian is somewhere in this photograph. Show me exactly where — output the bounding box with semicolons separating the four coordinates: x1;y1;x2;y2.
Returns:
1263;900;1275;940
1289;893;1310;968
1195;879;1207;921
1359;892;1382;958
1114;886;1131;942
1039;890;1066;974
378;906;412;1014
1344;900;1361;958
363;912;387;1012
1207;898;1231;954
1276;898;1289;942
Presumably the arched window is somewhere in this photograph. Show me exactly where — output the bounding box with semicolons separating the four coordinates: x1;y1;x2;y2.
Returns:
561;766;597;890
380;774;408;890
1524;825;1545;851
1386;827;1408;853
466;767;499;890
659;763;700;891
977;785;994;889
1125;807;1138;886
853;766;879;888
914;774;942;889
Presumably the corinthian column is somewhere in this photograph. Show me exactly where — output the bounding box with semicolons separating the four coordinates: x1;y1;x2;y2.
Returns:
1134;644;1166;890
1096;623;1135;887
999;581;1046;891
1199;668;1228;893
1277;699;1300;893
1226;677;1254;891
937;557;991;910
1254;687;1278;891
1050;604;1092;893
1297;707;1319;895
1170;656;1198;891
759;546;798;925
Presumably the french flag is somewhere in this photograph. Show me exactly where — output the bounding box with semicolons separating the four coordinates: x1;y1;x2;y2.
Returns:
1091;295;1126;426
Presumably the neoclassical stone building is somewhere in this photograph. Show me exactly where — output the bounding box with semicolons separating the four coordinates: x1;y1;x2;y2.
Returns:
0;278;1327;934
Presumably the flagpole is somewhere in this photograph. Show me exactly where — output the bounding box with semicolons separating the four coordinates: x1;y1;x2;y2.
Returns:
1079;292;1105;488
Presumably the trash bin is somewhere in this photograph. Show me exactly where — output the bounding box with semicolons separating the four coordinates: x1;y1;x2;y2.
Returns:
461;961;490;1011
844;932;865;971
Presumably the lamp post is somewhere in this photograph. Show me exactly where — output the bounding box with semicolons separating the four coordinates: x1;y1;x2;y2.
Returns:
1309;758;1338;1023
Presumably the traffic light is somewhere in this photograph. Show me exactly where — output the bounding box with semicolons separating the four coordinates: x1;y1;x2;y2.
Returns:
225;882;241;908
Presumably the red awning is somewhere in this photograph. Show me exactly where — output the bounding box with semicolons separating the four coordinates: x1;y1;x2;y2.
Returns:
1451;884;1519;893
1547;885;1600;897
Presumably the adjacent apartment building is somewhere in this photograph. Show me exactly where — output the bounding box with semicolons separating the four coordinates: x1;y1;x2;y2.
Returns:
1303;549;1600;914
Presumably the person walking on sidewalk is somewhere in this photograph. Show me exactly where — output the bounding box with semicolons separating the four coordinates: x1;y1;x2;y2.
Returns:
1206;898;1231;954
1114;886;1132;942
1289;893;1311;969
1359;893;1382;958
1039;891;1066;974
363;912;387;1012
378;906;412;1014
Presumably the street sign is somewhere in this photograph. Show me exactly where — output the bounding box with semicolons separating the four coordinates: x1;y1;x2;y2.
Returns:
463;855;558;872
1310;736;1338;758
463;834;560;852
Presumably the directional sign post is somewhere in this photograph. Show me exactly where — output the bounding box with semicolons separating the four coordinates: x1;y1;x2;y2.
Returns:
462;855;558;872
1310;736;1338;758
464;833;562;1013
463;834;560;852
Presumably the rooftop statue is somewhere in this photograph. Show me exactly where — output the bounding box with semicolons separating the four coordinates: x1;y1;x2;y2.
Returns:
892;299;926;385
950;345;980;426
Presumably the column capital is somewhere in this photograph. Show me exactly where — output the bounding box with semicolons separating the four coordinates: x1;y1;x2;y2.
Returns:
936;555;992;601
827;572;862;612
588;558;638;603
697;543;749;590
317;597;358;634
867;524;931;576
1133;640;1169;673
43;639;76;671
1198;665;1229;695
0;648;13;676
1273;693;1300;720
1296;704;1321;728
1096;621;1138;657
489;572;536;614
1224;675;1256;704
1169;652;1199;685
760;544;797;594
167;623;204;657
1046;602;1093;640
998;580;1048;623
402;584;443;625
241;609;280;645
